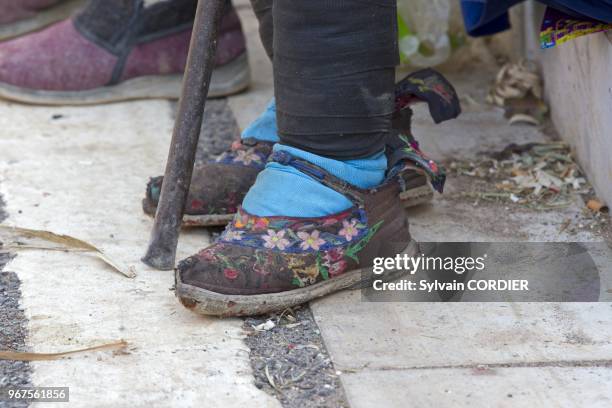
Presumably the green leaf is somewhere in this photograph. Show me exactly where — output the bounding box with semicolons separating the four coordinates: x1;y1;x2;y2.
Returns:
345;252;360;263
317;253;329;280
399;133;411;146
345;221;384;263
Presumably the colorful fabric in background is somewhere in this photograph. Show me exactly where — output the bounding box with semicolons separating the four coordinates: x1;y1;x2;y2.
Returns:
461;0;612;37
540;7;612;48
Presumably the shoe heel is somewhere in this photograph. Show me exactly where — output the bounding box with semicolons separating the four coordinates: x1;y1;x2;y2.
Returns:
398;171;434;208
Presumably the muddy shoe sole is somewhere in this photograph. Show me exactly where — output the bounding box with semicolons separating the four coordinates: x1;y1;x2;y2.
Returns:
0;0;84;41
175;240;419;317
0;52;250;105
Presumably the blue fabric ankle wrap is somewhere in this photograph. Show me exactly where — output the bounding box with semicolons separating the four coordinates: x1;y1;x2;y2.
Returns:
242;144;387;217
240;99;280;143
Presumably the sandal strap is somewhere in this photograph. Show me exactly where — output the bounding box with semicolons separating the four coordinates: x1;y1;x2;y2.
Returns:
386;133;446;194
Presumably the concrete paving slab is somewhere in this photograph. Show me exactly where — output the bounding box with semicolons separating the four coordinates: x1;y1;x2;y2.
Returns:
0;101;279;407
340;366;612;408
407;197;602;243
312;292;612;370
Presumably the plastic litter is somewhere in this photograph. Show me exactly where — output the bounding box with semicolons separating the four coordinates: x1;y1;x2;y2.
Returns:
397;0;452;67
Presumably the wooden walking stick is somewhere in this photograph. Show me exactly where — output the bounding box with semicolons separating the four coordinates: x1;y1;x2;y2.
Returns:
142;0;226;270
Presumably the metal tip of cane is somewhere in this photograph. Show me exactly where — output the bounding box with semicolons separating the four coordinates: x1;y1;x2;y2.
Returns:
142;243;176;271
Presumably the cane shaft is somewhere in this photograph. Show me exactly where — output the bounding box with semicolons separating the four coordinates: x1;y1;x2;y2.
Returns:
143;0;226;270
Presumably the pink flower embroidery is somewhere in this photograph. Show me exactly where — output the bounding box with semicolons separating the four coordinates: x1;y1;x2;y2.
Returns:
197;248;216;262
234;150;260;165
253;217;270;231
262;229;290;250
323;247;345;265
339;219;359;241
254;263;270;276
428;160;438;173
191;199;204;210
297;230;326;251
224;268;239;280
328;260;348;277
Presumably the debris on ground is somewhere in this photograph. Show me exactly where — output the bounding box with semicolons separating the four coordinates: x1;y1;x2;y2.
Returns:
553;207;610;236
488;60;548;125
587;199;608;213
0;340;129;361
447;141;589;210
0;197;32;407
252;319;276;332
0;269;32;408
186;99;240;164
577;206;610;234
0;225;136;278
244;307;348;408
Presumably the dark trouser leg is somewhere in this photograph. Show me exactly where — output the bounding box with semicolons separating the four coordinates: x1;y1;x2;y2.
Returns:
273;0;398;160
249;0;273;59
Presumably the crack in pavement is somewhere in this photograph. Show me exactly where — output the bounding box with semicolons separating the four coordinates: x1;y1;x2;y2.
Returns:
244;307;350;408
338;359;612;373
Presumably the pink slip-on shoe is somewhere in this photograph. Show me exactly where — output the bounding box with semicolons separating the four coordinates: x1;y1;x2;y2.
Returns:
0;0;83;41
0;0;250;105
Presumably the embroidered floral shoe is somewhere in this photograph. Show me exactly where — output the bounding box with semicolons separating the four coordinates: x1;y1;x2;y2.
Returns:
0;0;249;105
174;151;419;317
142;69;458;227
0;0;83;41
143;138;274;226
143;133;444;227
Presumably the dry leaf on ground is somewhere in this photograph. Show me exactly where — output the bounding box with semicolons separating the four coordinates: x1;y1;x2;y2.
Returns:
587;199;607;212
488;60;548;125
448;142;588;209
0;225;136;278
0;340;128;361
509;113;540;126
